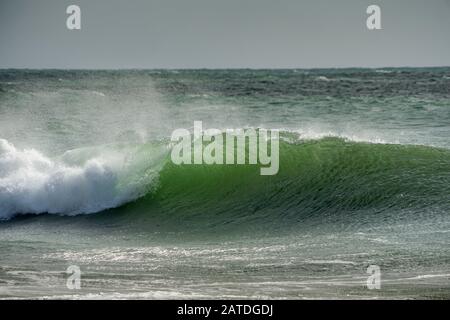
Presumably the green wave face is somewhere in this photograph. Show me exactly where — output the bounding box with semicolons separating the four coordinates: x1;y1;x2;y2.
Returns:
111;137;450;233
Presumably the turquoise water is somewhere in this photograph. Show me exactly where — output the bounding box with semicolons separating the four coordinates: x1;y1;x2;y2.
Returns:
0;69;449;299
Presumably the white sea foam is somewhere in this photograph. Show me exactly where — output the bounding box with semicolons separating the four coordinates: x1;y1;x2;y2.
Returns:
90;90;106;97
315;76;331;82
291;127;390;144
0;139;165;220
375;69;393;74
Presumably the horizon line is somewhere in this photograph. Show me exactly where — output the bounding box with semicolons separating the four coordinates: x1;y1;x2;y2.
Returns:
1;65;450;71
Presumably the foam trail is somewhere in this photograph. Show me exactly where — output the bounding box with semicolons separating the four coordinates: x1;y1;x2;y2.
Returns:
0;139;165;220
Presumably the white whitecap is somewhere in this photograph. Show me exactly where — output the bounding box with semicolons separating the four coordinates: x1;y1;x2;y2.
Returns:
0;139;167;220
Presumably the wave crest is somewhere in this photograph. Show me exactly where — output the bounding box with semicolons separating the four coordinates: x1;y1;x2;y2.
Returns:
1;135;449;224
0;139;166;220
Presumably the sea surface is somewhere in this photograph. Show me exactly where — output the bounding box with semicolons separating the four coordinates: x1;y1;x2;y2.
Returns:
0;68;449;299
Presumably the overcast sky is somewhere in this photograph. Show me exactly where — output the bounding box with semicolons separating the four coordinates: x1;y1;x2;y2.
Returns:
1;0;450;69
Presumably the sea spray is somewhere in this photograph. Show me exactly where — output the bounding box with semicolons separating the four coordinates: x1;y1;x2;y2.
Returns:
0;139;167;219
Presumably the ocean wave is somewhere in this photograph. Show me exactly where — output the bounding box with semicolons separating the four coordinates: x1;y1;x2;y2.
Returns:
1;134;449;223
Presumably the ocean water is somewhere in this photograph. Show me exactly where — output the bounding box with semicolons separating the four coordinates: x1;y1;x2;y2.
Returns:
0;68;449;299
